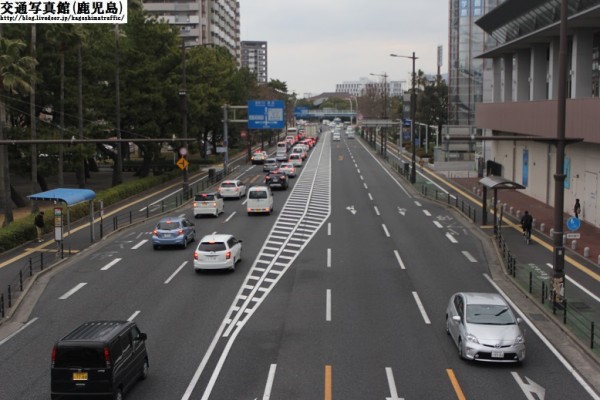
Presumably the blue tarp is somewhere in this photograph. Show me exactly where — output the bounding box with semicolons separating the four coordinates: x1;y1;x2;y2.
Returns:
27;188;96;206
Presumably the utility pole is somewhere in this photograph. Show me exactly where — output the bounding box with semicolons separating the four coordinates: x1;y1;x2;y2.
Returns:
180;39;189;197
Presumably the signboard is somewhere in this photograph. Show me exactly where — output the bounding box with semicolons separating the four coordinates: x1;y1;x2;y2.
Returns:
248;100;285;129
566;216;581;231
176;157;189;170
54;207;63;241
216;146;227;154
566;233;581;239
179;147;188;157
294;106;309;118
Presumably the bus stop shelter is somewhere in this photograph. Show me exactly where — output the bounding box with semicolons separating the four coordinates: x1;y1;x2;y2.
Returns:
479;176;525;228
27;188;97;250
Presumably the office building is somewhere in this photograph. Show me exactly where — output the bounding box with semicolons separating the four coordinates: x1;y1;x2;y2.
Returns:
241;41;268;83
142;0;240;61
475;0;600;227
336;78;405;97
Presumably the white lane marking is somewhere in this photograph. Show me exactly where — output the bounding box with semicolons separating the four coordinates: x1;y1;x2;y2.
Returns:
128;311;141;321
394;250;406;270
484;274;600;400
360;175;364;181
445;233;458;243
327;248;332;268
242;199;248;205
368;193;373;201
328;223;331;236
511;372;546;400
462;251;477;263
364;183;368;189
374;206;380;216
414;201;422;207
356;139;411;197
545;263;600;304
385;367;404;400
0;318;38;346
262;364;277;400
326;289;332;321
131;239;148;250
225;211;236;222
412;292;431;324
382;224;391;237
101;258;122;271
59;283;87;300
165;261;188;284
433;221;443;228
423;210;432;217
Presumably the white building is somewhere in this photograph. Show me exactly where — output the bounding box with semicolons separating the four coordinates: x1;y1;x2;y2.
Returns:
241;41;267;83
336;77;405;97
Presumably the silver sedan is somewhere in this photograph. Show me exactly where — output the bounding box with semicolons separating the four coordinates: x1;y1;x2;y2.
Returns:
446;292;526;362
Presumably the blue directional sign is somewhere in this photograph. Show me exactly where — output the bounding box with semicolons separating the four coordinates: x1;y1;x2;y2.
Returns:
294;106;309;118
567;216;581;231
248;100;285;129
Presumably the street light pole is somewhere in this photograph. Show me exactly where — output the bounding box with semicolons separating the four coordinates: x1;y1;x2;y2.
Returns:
390;52;418;183
180;39;189;197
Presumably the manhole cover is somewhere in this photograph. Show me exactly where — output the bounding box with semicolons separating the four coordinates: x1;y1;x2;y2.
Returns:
529;313;547;321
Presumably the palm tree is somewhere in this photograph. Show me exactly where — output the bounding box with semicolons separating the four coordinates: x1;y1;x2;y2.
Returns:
0;37;37;226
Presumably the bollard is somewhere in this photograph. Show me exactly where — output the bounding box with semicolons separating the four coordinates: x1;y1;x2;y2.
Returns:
473;186;477;193
540;223;545;232
509;206;514;215
516;210;521;219
571;240;577;250
502;203;507;212
550;228;554;237
584;247;590;257
532;218;536;229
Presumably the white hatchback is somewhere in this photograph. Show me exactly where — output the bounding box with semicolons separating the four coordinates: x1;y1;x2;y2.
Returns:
218;180;247;199
193;192;224;217
288;153;303;168
194;234;242;272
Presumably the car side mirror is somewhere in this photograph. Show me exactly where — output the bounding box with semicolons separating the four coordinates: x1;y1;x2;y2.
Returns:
452;315;461;323
138;333;147;341
238;239;243;243
516;317;522;324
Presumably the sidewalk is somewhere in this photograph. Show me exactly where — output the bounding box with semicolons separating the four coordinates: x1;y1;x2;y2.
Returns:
448;175;600;268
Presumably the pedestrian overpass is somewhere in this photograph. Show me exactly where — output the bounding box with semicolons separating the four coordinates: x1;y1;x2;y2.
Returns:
295;108;356;121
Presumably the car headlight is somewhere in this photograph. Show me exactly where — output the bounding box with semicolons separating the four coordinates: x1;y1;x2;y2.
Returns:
514;335;525;344
466;333;479;344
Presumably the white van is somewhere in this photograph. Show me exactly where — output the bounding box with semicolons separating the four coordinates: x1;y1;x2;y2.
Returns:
247;186;274;215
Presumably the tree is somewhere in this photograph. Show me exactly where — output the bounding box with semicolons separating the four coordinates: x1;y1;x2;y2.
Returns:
0;38;36;226
416;75;448;150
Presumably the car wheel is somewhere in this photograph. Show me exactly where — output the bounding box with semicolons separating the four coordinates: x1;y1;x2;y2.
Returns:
445;316;450;335
457;338;464;359
153;245;159;250
140;359;149;380
113;388;123;400
182;237;187;249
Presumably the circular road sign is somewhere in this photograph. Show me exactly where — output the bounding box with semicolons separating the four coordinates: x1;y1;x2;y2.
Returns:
566;216;581;232
179;147;188;157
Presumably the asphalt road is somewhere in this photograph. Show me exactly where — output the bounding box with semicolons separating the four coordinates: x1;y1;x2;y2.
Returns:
0;129;598;399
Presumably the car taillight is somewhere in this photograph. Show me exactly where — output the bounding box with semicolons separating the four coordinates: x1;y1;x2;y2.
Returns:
226;251;231;260
234;187;239;191
194;251;198;260
212;202;217;207
193;202;198;207
103;346;111;368
178;229;184;235
153;229;158;235
51;346;57;367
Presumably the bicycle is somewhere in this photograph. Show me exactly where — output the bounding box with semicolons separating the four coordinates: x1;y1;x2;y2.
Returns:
522;226;532;245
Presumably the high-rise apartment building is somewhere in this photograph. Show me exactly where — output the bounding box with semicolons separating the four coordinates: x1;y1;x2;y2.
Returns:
241;41;268;83
142;0;240;61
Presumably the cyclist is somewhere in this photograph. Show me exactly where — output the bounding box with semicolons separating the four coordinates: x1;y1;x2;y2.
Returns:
521;210;533;243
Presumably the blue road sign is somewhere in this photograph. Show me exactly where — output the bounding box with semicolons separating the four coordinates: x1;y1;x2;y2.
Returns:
294;106;309;118
567;216;581;231
248;100;285;129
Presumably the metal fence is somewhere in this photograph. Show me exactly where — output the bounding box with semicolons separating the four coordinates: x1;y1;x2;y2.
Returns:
1;252;47;319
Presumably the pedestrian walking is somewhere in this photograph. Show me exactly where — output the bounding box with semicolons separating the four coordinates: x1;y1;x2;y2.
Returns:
34;211;45;242
521;210;533;244
574;198;581;219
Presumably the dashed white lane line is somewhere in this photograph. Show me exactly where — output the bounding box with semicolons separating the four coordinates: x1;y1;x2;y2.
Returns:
59;283;87;300
326;290;332;321
385;368;401;400
368;193;373;201
101;258;122;271
433;221;443;228
412;291;431;324
128;311;141;321
363;183;368;189
131;239;148;250
327;248;332;268
262;364;277;400
462;251;477;263
165;261;189;284
446;233;458;243
414;201;422;207
225;211;236;222
423;210;432;217
360;175;364;181
374;206;380;216
394;250;406;270
382;224;391;237
328;223;331;236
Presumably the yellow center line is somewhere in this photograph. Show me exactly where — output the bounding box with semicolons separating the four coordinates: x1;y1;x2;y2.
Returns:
325;365;332;400
446;369;466;400
421;168;600;282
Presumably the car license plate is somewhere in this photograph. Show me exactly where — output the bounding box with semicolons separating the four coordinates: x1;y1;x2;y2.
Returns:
164;233;172;237
202;202;207;206
491;351;504;358
73;372;88;381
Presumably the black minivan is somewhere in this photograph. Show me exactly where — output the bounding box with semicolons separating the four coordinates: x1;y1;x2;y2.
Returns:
51;321;149;400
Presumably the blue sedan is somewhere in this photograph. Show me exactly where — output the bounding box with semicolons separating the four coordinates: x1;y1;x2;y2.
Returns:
152;216;196;249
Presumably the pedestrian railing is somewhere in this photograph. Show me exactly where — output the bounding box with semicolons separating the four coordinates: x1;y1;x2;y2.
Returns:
0;252;47;319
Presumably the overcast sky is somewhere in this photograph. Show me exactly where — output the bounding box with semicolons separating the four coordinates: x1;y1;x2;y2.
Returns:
240;0;448;98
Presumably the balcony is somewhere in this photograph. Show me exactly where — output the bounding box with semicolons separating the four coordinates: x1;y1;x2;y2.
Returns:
475;98;600;144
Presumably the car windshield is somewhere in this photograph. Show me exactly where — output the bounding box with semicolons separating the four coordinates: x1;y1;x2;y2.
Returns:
195;194;215;201
466;304;515;325
249;191;267;199
157;221;180;230
198;242;226;251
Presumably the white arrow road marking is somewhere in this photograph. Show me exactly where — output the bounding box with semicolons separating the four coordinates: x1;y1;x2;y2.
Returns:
346;206;357;215
461;251;477;263
397;207;406;216
445;233;458;243
423;210;432;217
394;250;406;270
382;224;391;237
100;258;122;271
385;367;405;400
511;372;545;400
59;283;87;300
131;239;148;250
412;291;431;324
433;221;443;228
262;364;277;400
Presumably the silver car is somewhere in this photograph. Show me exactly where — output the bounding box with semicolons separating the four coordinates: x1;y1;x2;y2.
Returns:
446;292;525;362
193;234;242;272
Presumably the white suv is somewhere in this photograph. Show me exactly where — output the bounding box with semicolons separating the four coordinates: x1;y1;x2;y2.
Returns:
193;192;224;217
194;234;243;272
